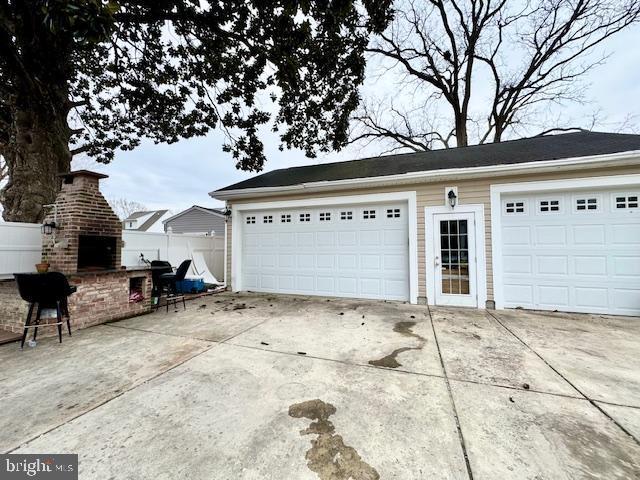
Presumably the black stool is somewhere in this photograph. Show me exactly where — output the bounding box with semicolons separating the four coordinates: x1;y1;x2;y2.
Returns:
14;272;76;348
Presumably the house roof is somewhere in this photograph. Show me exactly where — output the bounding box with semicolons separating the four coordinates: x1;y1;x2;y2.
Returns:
215;131;640;193
124;210;169;231
162;205;225;224
124;211;151;221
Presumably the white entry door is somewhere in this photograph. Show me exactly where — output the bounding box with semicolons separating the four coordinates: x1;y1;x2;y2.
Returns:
240;203;410;301
433;212;478;307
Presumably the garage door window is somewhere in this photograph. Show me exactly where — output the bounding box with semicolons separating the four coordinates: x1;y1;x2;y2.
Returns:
281;214;291;223
363;209;376;219
263;215;273;224
340;211;353;220
387;208;401;218
504;201;525;214
299;213;311;222
539;199;560;213
319;212;331;221
246;216;256;224
615;195;639;209
575;197;598;211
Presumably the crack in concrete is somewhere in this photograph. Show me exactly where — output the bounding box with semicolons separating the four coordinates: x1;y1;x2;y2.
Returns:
368;321;426;368
289;399;380;480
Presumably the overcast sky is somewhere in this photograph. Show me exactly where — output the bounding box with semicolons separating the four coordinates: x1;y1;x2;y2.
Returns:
77;23;640;215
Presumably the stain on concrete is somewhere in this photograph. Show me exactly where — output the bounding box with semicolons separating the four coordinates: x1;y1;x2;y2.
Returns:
289;399;380;480
368;321;426;369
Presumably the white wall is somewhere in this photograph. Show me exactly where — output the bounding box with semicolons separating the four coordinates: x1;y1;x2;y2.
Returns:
0;223;225;282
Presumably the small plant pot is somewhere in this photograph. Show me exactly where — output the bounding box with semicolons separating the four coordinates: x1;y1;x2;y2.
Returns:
35;263;50;273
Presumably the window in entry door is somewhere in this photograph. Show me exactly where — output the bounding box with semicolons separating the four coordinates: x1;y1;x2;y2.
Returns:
440;219;470;295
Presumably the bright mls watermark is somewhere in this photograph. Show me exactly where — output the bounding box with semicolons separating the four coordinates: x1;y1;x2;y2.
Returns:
0;454;77;479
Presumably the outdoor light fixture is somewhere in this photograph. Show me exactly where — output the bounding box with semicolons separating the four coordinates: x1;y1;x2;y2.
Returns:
41;203;58;235
223;206;232;221
447;189;458;208
41;221;57;235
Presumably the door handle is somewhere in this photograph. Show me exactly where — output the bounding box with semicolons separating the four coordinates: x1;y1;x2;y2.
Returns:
434;256;440;266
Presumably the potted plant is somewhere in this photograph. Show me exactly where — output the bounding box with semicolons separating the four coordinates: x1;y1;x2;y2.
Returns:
35;262;50;273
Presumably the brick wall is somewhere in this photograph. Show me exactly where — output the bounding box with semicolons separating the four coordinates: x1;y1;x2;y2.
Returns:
0;280;29;333
0;270;152;338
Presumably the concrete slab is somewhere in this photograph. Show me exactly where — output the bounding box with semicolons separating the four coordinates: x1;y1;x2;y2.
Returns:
16;343;468;480
596;402;640;441
493;309;640;407
430;307;578;396
451;381;640;479
112;293;280;342
0;325;211;453
227;296;443;376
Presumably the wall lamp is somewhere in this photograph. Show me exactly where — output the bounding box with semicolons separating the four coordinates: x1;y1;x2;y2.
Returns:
447;189;458;208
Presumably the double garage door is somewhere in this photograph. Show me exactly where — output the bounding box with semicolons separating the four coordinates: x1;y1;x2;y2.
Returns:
240;202;409;301
500;188;640;316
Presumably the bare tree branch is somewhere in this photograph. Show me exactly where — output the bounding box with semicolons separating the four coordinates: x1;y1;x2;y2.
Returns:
352;0;640;153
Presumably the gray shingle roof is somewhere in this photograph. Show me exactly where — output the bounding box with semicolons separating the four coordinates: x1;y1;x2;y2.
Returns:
216;131;640;193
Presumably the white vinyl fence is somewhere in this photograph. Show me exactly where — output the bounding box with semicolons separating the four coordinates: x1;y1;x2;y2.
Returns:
0;222;225;281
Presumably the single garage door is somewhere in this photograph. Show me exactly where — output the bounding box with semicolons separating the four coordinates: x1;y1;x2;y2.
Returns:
500;188;640;316
240;202;409;301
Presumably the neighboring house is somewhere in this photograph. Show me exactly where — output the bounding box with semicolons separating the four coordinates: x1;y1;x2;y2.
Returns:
123;210;171;233
211;131;640;317
162;205;226;235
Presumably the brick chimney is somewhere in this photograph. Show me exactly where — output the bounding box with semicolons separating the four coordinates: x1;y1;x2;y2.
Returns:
41;170;123;274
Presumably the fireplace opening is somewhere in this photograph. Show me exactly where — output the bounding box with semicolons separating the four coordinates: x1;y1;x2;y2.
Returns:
77;235;117;271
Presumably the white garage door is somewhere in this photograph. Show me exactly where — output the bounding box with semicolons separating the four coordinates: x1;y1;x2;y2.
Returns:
240;203;409;301
500;188;640;316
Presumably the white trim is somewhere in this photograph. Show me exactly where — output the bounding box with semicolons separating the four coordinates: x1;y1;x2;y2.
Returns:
162;205;225;225
424;204;487;308
231;191;419;304
223;213;228;288
490;173;640;310
211;150;640;200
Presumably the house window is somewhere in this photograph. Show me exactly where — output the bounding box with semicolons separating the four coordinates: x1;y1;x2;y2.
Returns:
616;195;639;209
505;201;525;214
539;200;560;213
387;208;401;218
576;198;598;211
246;216;256;224
299;213;311;222
363;209;376;219
263;215;273;224
340;211;353;220
319;212;331;221
281;214;291;223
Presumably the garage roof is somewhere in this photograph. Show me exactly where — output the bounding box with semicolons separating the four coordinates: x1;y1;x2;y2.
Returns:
215;131;640;193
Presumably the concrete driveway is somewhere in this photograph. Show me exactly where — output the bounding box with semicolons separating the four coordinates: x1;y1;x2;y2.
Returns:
1;293;639;479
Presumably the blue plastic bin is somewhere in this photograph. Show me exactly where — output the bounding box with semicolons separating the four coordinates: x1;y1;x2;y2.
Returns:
176;278;207;294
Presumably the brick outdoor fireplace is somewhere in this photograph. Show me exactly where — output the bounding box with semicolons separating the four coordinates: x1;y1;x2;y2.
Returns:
0;171;153;338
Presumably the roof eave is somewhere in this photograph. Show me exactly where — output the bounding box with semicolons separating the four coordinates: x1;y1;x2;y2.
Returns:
210;150;640;201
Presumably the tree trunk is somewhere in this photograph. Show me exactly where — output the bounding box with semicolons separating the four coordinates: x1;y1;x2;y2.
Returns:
1;93;71;223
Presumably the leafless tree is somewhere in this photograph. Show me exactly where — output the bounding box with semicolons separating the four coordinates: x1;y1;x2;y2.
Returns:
0;155;6;184
352;0;640;151
108;197;147;221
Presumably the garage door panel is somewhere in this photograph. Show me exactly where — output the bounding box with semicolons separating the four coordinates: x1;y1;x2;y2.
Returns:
574;287;608;309
573;225;605;244
503;226;531;245
613;256;640;276
535;225;566;245
574;256;607;276
537;285;570;307
537;256;568;275
501;190;640;315
241;202;409;301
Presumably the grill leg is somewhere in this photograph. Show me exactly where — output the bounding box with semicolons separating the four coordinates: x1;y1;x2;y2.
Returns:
182;295;186;310
63;299;71;336
33;305;42;342
20;303;34;349
56;302;63;343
